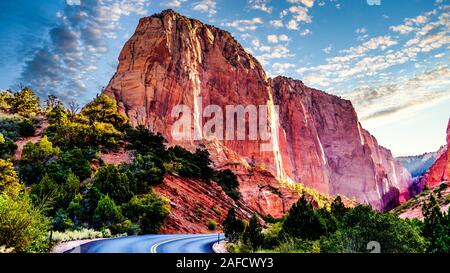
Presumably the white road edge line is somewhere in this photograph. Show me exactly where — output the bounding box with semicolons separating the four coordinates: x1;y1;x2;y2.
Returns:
150;235;217;253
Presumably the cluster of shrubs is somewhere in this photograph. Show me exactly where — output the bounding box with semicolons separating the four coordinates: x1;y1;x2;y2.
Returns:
225;194;450;253
0;87;242;252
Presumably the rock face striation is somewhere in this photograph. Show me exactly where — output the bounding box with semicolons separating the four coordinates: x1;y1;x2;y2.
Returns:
421;119;450;189
104;10;412;212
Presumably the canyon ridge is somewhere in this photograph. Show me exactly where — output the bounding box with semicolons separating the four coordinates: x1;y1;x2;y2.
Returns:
103;9;412;214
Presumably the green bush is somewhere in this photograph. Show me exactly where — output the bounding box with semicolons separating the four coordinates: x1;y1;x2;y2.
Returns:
222;208;246;242
21;136;60;163
243;214;264;251
127;153;166;192
208;220;217;231
52;209;74;231
18;119;36;137
0;159;21;197
122;192;171;234
93;165;134;204
8;87;40;118
93;195;129;234
60;148;91;181
80;94;128;130
51;228;103;242
0;134;17;159
282;196;326;240
125;125;167;156
0;194;50;252
214;169;241;200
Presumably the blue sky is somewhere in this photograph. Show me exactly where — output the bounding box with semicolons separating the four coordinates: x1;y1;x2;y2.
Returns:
0;0;449;156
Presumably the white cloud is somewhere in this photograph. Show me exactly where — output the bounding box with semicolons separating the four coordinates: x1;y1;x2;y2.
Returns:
289;6;312;23
19;0;150;100
161;0;187;8
192;0;217;16
248;0;272;13
267;34;290;43
287;0;316;8
341;35;397;55
279;34;290;42
267;35;278;43
272;62;296;73
346;66;450;123
322;45;332;54
223;18;263;31
269;20;284;28
356;27;367;34
299;28;312;36
255;45;294;65
287;20;299;30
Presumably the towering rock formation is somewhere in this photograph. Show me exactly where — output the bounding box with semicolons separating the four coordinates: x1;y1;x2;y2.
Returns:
421;119;450;188
104;10;411;211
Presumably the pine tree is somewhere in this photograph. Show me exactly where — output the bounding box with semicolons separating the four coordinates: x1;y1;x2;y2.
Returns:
222;208;245;242
243;214;264;251
282;195;326;240
9;87;40;117
422;194;450;253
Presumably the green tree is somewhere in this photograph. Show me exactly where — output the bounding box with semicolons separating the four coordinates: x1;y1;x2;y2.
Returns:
321;205;428;253
93;195;128;234
282;196;326;240
243;214;264;251
8;87;40;117
44;95;63;112
46;105;69;127
52;209;74;231
222;208;246;242
0;159;21;197
331;195;347;218
21;136;60;163
60;148;91;181
59;171;80;208
81;94;128;130
18;119;36;137
0;90;14;111
215;169;241;200
422;194;450;253
0;133;17;159
125;125;167;156
0;194;50;252
123;192;171;234
127;153;166;193
30;174;60;213
93;165;134;204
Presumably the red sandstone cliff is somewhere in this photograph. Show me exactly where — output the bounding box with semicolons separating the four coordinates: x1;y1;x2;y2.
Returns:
421;119;450;188
104;10;411;211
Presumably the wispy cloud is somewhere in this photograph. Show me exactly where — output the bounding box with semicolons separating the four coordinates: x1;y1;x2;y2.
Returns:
19;0;148;101
223;17;263;31
192;0;217;16
162;0;187;8
346;66;450;122
248;0;272;13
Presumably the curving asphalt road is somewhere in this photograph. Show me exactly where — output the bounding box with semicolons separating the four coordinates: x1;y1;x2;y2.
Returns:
67;234;224;253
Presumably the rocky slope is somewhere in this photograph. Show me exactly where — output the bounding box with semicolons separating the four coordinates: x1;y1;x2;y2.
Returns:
104;9;412;211
420;119;450;189
156;174;254;233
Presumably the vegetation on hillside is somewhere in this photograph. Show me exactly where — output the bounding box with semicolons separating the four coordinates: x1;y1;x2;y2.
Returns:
0;87;241;252
225;194;450;253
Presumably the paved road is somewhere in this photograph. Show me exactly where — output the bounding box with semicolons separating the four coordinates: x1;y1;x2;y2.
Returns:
68;234;224;253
